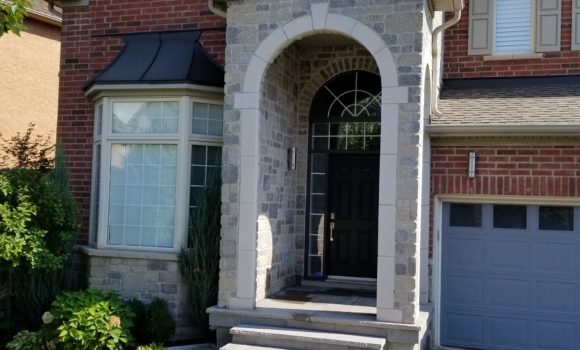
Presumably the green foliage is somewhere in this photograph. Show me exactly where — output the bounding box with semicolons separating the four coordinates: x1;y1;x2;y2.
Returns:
0;167;79;270
0;0;31;37
178;171;221;337
5;330;45;350
50;289;135;350
0;129;80;346
0;123;54;171
128;297;175;345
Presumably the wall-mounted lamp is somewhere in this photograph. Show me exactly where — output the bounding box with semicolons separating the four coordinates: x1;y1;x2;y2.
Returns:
288;147;297;170
468;151;476;178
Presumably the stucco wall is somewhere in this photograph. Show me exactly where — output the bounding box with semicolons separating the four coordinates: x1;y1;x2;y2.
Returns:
0;18;60;144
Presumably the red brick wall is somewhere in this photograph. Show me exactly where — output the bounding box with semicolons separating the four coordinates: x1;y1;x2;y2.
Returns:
444;0;580;79
430;144;580;255
58;0;226;244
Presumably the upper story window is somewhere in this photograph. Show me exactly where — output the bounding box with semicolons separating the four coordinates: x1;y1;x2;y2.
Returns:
90;96;223;252
469;0;562;55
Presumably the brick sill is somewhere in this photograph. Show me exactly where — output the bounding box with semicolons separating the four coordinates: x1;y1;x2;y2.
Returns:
483;53;544;61
79;245;178;261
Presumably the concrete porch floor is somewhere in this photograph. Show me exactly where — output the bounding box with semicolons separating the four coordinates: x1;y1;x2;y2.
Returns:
208;285;431;349
257;285;376;315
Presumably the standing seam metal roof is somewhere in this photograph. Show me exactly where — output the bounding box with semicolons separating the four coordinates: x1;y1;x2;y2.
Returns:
84;30;224;90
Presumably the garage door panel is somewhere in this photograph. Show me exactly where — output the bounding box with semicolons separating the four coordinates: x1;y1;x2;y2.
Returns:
488;316;529;349
443;312;484;348
489;278;529;310
535;281;576;313
445;275;484;306
441;203;580;350
445;237;484;267
488;240;530;271
534;320;575;350
534;243;576;273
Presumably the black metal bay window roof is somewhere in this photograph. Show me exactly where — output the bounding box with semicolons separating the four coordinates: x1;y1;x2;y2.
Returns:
84;30;224;91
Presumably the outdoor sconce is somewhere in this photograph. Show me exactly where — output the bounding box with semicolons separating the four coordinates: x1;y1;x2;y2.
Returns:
468;151;476;178
288;147;297;170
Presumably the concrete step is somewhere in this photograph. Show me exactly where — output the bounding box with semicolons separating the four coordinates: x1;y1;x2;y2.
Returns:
230;324;386;350
221;344;289;350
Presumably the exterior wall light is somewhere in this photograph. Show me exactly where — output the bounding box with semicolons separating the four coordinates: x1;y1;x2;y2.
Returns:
288;147;297;170
468;151;476;178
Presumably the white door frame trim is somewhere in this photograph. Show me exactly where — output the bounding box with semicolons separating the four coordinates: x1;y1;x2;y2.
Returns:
230;2;407;323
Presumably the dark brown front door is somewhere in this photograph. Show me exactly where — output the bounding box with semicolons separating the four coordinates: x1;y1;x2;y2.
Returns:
327;154;379;278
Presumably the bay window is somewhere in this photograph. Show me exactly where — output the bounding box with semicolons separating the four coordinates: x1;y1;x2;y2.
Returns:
90;96;222;252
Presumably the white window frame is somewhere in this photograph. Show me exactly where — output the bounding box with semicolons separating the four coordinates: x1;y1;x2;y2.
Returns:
469;0;561;57
90;95;223;253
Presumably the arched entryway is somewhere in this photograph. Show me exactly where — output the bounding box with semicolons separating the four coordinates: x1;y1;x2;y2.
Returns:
228;3;411;324
306;70;381;279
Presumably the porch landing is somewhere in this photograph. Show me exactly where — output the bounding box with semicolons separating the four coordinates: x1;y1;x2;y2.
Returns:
208;286;432;350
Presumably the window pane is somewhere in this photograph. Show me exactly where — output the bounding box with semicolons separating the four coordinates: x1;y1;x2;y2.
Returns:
495;0;532;53
90;144;101;244
308;255;323;277
192;102;223;136
189;145;222;209
493;205;527;229
107;144;177;248
539;206;574;231
95;104;103;136
450;203;482;227
312;122;381;151
112;101;179;133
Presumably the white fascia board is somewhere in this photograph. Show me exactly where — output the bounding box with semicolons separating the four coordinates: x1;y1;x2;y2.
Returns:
45;0;89;8
85;83;225;99
426;124;580;137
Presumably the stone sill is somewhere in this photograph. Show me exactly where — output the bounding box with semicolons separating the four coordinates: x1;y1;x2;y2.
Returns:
79;245;178;261
483;53;544;61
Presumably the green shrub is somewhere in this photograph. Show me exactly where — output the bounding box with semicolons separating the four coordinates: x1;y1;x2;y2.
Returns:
5;330;45;350
129;297;175;345
178;170;221;338
49;289;135;350
0;143;80;344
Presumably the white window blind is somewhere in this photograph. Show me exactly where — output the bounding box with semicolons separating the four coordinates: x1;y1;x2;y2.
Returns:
495;0;532;53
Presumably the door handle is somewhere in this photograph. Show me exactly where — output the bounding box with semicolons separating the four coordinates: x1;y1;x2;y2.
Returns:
329;222;335;242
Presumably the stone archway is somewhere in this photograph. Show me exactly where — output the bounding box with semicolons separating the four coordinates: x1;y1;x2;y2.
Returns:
230;2;408;323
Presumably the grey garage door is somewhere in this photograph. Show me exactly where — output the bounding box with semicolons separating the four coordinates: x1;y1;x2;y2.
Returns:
441;203;580;350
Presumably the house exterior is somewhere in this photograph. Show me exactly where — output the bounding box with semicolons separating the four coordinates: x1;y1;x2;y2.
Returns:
49;0;580;348
0;0;61;143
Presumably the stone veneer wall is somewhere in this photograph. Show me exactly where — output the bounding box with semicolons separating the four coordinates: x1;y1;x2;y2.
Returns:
86;254;192;339
255;44;301;299
220;0;429;324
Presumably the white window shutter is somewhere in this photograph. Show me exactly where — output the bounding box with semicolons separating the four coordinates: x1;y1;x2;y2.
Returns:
572;0;580;50
468;0;493;55
536;0;561;52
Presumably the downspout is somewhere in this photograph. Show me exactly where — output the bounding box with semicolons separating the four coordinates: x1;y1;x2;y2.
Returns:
431;5;463;118
208;0;226;18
